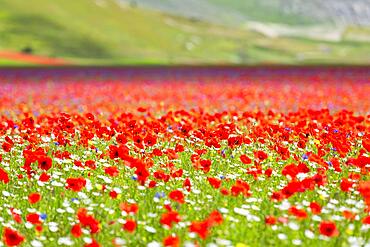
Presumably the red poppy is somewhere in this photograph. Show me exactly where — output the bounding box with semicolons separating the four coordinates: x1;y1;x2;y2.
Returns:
163;235;180;247
319;221;339;237
254;150;268;161
26;213;41;224
183;178;191;192
66;177;86;192
39;172;50;182
123;219;136;233
309;202;321;214
265;216;277;225
10;209;22;224
109;190;118;199
84;239;100;247
282;164;299;179
71;224;82;238
85;160;96;170
104;166;119;177
169;190;185;204
28;192;41;204
362;215;370;224
264;168;273;177
240;154;252;164
199;159;212;173
37;156;52;171
2;142;12;152
342;210;356;221
3;227;24;246
160;210;181;228
288;206;308;219
189;221;209;239
134;162;150;185
144;135;157;146
119;202;139;215
207;210;223;226
0;167;10;184
77;208;100;234
207;177;221;189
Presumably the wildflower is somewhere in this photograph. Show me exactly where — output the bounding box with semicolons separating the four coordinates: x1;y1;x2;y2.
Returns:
319;221;339;237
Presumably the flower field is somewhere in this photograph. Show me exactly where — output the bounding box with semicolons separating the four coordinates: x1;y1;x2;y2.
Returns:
0;67;369;247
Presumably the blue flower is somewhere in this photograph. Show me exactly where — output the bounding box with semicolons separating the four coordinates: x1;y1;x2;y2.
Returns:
40;213;47;220
302;154;308;160
154;192;165;199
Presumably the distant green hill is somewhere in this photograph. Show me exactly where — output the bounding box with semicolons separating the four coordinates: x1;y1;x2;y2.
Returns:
0;0;369;65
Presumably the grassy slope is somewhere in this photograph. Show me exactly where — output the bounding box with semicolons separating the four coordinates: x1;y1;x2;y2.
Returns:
208;0;315;25
0;0;369;65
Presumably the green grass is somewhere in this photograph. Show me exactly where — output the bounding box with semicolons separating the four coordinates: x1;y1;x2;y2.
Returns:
0;0;369;65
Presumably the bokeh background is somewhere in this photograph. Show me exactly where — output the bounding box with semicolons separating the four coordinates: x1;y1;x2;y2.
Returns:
0;0;370;65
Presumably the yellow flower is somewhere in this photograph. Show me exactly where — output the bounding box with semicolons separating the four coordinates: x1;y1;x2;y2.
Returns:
345;228;353;235
96;184;103;190
236;243;249;247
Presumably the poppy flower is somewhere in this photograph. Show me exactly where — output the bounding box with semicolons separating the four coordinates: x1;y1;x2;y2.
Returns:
10;209;22;224
119;202;139;215
39;172;50;182
71;224;82;238
123;219;136;233
265;216;277;225
3;227;24;246
342;210;356;221
288;206;308;219
254;150;268;161
183;178;191;192
207;210;223;226
169;190;185;204
144;135;156;146
85;160;96;170
362;215;370;224
26;213;41;224
319;221;339;237
2;142;12;152
160;210;181;228
109;190;118;199
84;239;100;247
104;166;119;177
163;235;180;247
66;177;86;192
28;192;41;204
0;167;10;184
309;202;321;214
77;208;100;234
189;221;209;239
37;156;52;171
240;154;252;164
207;177;221;189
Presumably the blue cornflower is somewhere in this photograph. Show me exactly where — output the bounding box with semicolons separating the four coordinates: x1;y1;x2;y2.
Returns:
40;213;47;220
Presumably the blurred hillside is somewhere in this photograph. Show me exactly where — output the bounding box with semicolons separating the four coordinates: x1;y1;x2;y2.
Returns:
124;0;370;26
0;0;369;65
